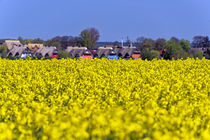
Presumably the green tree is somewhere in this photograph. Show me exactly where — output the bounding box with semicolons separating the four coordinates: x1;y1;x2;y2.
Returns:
0;44;9;58
80;29;92;49
164;40;185;59
141;50;160;60
140;38;155;51
80;28;100;49
180;39;191;52
155;38;166;50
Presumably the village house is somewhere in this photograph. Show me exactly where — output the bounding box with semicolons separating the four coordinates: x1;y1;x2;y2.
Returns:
94;46;113;58
113;46;139;59
35;46;58;58
4;40;22;50
66;46;92;58
7;45;32;59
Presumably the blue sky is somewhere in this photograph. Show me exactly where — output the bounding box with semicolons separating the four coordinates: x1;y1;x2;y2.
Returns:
0;0;209;41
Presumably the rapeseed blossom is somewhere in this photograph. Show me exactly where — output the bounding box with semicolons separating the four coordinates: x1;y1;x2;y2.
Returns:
0;58;209;139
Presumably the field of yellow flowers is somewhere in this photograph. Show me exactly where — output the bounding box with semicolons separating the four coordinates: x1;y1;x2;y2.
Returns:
0;58;209;139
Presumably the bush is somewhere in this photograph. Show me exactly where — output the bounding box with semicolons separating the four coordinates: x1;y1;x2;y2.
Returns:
141;50;160;60
190;50;203;59
58;51;71;59
0;44;9;58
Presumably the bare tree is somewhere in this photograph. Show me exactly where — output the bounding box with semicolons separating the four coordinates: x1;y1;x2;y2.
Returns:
88;28;100;47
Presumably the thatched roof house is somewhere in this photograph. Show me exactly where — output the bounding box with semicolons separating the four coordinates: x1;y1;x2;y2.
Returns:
35;47;58;57
7;46;29;58
94;46;113;58
66;46;90;58
4;40;21;50
113;46;137;58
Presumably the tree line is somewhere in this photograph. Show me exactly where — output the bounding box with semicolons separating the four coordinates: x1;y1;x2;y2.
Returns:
134;36;210;60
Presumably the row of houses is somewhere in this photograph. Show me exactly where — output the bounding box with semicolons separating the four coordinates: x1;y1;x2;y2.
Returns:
4;40;58;59
65;46;141;59
3;40;141;59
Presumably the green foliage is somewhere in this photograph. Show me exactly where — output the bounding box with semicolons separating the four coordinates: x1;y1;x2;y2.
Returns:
191;50;204;59
80;29;92;49
80;28;100;49
155;38;166;51
58;51;71;59
164;40;186;60
180;39;191;52
0;44;9;58
141;50;160;60
141;39;155;51
141;42;154;50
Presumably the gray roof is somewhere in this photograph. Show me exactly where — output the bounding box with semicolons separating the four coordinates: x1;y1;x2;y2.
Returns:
65;46;74;53
113;46;137;58
35;47;57;57
95;47;113;58
7;46;27;57
65;47;90;58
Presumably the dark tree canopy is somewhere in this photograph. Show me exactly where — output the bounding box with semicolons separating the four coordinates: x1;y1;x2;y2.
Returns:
170;37;180;43
155;38;166;51
191;36;210;48
140;38;155;51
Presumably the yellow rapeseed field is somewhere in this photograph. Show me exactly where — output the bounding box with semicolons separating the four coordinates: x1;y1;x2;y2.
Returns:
0;58;209;140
